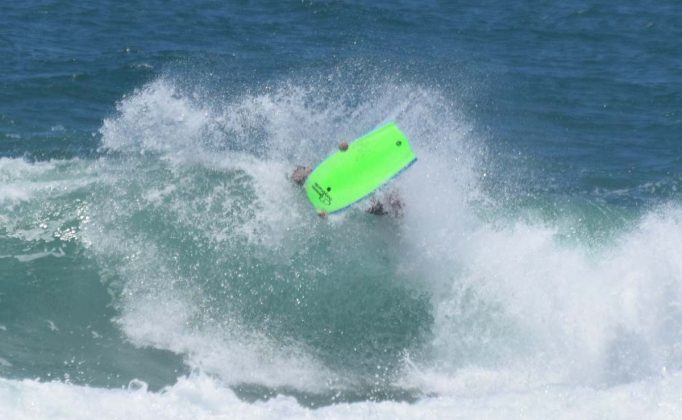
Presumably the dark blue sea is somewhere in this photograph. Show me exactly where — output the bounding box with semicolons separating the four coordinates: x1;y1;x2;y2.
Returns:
1;1;681;418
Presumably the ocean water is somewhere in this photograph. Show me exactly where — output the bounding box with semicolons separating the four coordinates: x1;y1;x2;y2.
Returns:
1;1;681;418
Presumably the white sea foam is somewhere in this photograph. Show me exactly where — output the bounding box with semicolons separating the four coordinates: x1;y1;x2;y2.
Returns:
0;373;681;420
0;158;56;204
99;80;216;157
116;292;335;391
398;200;682;395
81;208;334;391
0;157;56;180
0;157;96;242
47;320;59;332
4;248;66;263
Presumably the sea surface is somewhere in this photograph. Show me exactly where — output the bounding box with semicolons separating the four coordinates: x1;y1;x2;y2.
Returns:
1;1;682;418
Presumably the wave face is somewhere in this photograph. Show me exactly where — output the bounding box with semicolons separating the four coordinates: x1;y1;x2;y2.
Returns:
2;1;682;418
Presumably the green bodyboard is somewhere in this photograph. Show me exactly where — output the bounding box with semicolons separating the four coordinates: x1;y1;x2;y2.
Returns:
305;123;416;214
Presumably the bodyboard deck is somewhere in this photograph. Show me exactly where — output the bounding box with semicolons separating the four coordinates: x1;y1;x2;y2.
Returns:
304;123;416;214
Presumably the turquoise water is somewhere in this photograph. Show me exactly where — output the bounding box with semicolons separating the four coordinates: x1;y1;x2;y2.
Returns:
1;1;682;418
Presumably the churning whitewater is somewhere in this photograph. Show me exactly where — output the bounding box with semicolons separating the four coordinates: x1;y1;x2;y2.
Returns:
1;75;682;418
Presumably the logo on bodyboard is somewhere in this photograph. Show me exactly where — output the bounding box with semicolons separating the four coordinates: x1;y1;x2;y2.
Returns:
311;182;332;206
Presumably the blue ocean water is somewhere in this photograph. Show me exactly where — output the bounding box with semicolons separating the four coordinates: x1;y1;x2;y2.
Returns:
1;1;682;418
